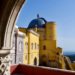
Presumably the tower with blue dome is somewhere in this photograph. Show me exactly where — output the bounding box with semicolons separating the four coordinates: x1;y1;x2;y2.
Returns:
19;15;64;68
27;15;63;68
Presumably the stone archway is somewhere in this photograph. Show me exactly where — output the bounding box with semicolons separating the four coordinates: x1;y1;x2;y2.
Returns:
0;0;26;74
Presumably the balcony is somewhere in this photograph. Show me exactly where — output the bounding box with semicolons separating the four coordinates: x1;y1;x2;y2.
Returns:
10;64;75;75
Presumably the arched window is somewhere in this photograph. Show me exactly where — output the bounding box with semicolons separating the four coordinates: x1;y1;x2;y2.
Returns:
35;43;36;49
43;45;46;50
19;41;23;51
37;44;39;50
31;43;33;49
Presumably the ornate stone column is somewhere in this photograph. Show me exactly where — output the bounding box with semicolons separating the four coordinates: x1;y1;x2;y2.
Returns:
0;48;10;75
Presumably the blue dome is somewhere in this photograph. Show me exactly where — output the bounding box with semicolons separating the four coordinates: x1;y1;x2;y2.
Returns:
28;17;47;28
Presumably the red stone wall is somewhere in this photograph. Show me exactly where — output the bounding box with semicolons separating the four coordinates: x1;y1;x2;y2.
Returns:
10;64;75;75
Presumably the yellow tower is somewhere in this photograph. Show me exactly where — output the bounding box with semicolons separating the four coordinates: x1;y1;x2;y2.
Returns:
39;22;57;66
46;22;56;40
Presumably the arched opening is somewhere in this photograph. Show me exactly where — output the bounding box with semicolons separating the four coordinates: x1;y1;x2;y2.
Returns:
34;57;37;65
0;0;26;74
40;55;47;66
0;0;25;50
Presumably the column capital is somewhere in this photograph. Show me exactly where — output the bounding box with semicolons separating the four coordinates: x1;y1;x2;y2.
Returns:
0;48;10;57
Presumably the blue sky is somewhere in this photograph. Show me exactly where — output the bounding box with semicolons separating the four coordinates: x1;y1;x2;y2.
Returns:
16;0;75;52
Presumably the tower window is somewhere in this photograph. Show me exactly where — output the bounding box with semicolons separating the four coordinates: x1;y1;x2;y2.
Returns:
43;45;46;50
37;44;39;50
57;52;59;55
31;43;33;49
25;42;28;49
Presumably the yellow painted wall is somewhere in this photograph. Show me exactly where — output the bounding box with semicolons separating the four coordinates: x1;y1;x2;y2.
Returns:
19;28;39;66
28;30;39;65
37;28;46;40
19;28;28;64
46;22;56;40
35;22;57;64
23;35;28;64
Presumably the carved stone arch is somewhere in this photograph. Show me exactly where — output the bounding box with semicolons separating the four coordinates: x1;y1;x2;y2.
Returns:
0;0;26;74
0;0;26;52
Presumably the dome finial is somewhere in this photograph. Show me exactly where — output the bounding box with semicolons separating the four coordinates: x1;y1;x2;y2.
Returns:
37;14;40;18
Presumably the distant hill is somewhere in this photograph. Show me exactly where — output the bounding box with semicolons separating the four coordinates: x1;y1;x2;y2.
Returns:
66;54;75;62
64;51;75;55
64;52;75;63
